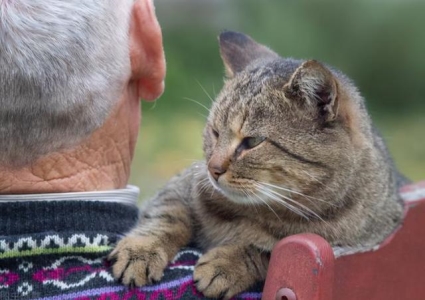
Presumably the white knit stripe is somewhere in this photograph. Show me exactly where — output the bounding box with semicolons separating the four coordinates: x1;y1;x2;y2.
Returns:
0;234;109;252
40;256;115;290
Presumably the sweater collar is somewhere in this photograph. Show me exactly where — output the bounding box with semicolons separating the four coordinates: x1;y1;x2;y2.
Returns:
0;186;140;236
0;185;139;205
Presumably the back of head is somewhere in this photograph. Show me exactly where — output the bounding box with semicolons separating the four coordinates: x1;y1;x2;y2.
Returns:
0;0;134;167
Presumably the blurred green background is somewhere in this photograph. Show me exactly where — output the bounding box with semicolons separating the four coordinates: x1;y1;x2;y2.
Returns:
130;0;425;199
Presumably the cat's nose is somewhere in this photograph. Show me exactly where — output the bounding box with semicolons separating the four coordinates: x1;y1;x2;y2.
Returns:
208;164;227;181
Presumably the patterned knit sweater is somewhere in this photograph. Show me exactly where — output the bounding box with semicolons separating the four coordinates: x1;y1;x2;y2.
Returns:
0;187;262;300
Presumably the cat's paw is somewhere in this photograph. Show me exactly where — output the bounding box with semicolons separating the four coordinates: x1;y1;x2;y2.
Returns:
108;236;168;287
193;246;256;300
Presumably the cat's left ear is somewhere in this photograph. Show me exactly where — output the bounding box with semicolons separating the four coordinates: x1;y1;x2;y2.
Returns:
283;60;339;122
219;31;278;78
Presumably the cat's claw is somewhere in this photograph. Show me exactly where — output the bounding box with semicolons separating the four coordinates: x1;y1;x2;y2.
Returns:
193;248;255;300
108;236;168;287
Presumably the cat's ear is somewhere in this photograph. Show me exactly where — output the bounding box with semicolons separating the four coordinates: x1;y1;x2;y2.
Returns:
283;60;339;122
219;31;278;78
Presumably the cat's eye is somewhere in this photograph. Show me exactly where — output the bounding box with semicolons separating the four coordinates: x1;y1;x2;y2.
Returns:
212;128;219;138
240;136;266;151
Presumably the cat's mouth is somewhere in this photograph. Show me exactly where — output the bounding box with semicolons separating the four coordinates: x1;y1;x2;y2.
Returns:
207;172;310;214
207;172;241;202
207;172;264;205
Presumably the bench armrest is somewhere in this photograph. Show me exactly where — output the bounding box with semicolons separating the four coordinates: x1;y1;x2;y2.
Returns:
263;233;335;300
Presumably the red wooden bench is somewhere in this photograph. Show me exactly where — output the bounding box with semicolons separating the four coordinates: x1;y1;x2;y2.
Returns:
263;181;425;300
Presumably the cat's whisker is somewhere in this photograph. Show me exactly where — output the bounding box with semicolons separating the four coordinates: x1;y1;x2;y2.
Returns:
199;179;212;195
193;177;206;190
144;99;157;110
212;83;217;99
249;192;261;215
249;189;282;221
182;97;211;113
255;182;327;222
260;182;323;212
257;187;309;220
258;181;337;208
196;176;208;186
198;187;210;198
196;112;208;120
300;170;326;187
259;181;317;200
264;186;325;222
193;177;212;198
240;188;260;215
254;184;310;220
196;80;215;103
209;181;216;198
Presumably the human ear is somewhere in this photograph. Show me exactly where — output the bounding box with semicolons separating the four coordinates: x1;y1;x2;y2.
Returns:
129;0;166;101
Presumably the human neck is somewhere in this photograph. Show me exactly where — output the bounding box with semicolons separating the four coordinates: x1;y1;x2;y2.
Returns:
0;83;140;194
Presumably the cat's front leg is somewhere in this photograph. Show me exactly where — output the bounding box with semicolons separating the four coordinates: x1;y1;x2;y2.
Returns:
193;244;269;299
108;170;195;286
109;204;192;286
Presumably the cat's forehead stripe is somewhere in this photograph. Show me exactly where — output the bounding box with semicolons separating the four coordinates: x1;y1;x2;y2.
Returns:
222;98;249;133
229;113;245;136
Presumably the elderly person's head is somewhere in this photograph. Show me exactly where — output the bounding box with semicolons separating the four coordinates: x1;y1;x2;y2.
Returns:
0;0;165;193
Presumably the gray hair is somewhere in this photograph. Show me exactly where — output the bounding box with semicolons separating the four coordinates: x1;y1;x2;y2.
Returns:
0;0;134;166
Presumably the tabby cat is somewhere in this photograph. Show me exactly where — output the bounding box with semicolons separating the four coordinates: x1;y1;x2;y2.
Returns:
110;31;406;299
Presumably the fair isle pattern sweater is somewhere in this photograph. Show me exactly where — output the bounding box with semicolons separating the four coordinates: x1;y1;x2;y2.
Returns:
0;189;262;300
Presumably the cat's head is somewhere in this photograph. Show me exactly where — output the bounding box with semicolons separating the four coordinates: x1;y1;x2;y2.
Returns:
203;31;368;217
